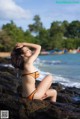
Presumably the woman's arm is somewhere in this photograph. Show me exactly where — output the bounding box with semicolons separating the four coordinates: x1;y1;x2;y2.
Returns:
23;42;41;50
23;42;41;63
16;42;41;63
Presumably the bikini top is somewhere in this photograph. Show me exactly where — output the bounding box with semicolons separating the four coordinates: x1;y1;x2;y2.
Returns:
22;71;40;79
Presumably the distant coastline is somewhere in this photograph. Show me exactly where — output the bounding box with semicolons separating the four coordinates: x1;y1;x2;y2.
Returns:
0;49;80;58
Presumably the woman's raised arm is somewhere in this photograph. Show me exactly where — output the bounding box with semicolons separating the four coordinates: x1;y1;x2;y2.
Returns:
16;42;41;63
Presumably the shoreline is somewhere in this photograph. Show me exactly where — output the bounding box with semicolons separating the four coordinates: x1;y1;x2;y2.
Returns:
0;52;80;58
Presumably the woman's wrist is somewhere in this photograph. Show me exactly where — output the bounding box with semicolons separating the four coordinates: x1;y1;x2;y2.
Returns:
22;42;28;46
22;42;41;49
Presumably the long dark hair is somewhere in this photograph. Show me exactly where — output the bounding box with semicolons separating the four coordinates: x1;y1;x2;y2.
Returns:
11;47;24;70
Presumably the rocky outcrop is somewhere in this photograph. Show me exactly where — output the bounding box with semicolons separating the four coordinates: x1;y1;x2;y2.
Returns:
0;58;80;119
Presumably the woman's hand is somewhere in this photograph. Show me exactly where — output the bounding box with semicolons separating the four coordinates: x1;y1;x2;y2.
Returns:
15;43;24;49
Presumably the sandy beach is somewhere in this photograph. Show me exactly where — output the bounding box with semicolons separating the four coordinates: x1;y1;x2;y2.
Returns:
0;52;11;57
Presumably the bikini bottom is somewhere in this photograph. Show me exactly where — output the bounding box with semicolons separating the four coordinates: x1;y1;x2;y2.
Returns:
22;89;37;100
22;89;47;100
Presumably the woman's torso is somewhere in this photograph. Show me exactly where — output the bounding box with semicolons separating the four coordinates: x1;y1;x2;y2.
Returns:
21;63;39;97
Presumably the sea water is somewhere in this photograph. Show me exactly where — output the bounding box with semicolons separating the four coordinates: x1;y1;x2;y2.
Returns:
35;53;80;88
1;53;80;88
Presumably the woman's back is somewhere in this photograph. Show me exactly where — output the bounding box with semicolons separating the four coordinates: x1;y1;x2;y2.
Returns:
21;63;40;97
22;74;36;97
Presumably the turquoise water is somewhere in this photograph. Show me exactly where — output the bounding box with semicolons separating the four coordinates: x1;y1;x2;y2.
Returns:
37;53;80;87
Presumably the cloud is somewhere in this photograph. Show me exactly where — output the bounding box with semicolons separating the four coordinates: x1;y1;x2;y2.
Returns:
0;0;31;20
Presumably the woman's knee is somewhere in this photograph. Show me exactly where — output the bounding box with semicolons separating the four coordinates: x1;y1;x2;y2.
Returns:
33;92;43;100
46;74;53;82
53;89;57;96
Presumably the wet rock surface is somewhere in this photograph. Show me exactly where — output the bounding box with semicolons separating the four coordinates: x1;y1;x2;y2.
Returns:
0;57;80;119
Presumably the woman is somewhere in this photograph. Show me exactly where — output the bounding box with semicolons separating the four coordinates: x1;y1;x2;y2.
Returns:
11;42;57;102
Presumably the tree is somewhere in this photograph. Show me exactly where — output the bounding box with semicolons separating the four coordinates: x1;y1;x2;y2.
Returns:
2;20;25;44
66;21;80;38
50;21;64;37
38;28;50;50
49;21;64;49
28;15;43;35
1;18;80;51
0;30;13;51
61;20;69;37
24;30;37;43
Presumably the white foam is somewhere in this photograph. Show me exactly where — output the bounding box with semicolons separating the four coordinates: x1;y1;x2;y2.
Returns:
0;64;14;68
60;82;80;88
34;58;80;88
36;70;80;88
34;58;62;66
53;74;70;82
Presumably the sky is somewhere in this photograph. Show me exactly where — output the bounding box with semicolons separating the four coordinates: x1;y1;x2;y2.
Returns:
0;0;80;31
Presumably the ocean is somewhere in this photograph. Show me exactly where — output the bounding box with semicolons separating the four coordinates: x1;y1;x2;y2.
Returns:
0;53;80;88
35;53;80;88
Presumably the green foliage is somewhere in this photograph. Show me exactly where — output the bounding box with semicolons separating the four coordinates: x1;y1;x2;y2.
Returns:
28;15;43;35
24;30;37;43
62;38;80;49
0;30;13;51
38;28;50;49
0;17;80;52
66;21;80;38
2;21;25;44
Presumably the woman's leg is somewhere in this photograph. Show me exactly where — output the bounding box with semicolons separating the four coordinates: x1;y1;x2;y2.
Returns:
34;74;57;102
41;89;57;102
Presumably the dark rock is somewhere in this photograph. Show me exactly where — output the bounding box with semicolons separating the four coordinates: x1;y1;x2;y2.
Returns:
57;93;72;103
52;83;64;92
0;57;11;64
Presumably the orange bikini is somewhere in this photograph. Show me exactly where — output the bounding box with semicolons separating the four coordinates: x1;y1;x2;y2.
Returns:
22;71;40;100
22;71;40;79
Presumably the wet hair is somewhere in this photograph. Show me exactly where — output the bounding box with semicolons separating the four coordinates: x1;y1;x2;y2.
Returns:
11;47;24;70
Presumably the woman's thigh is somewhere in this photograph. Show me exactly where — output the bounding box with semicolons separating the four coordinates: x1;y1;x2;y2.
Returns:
34;74;53;99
